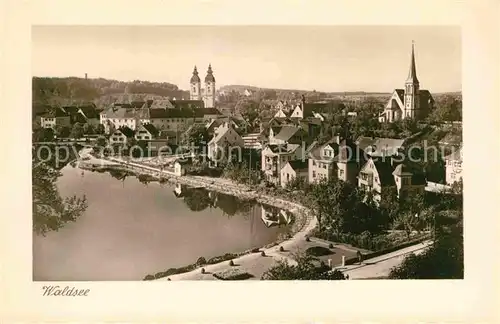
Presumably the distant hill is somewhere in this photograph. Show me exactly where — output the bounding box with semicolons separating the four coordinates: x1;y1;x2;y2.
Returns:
32;77;189;109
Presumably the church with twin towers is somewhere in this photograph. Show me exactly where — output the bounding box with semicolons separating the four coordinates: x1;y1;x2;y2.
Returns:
189;64;216;108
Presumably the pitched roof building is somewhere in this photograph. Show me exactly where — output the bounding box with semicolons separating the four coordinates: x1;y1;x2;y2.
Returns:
379;42;435;123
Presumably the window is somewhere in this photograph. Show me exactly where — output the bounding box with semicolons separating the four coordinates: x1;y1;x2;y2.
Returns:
312;160;316;166
322;163;327;169
339;169;344;177
312;171;316;178
401;177;411;186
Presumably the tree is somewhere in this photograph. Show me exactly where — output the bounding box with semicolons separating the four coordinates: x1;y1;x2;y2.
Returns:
83;123;95;135
181;124;209;150
32;161;88;236
70;122;85;139
261;253;346;280
393;192;425;239
33;125;55;142
183;188;212;212
307;178;360;233
95;123;105;135
54;125;71;138
388;223;463;279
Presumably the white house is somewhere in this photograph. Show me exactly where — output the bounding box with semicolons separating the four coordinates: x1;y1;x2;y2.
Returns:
174;158;194;176
261;143;304;185
207;122;244;162
280;160;308;188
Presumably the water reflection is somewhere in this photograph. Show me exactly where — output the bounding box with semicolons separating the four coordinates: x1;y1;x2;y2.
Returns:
34;166;294;280
173;184;255;216
260;205;294;228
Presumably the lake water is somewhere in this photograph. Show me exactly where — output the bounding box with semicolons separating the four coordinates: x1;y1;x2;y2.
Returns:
33;165;291;281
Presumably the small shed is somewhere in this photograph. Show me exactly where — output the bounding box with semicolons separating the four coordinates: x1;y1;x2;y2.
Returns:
173;157;194;176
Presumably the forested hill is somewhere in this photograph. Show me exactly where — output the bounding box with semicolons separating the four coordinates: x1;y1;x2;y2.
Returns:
32;77;189;108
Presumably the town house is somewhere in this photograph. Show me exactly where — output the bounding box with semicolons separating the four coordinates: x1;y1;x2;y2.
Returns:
207;122;244;163
358;156;427;204
308;137;365;184
280;160;308;188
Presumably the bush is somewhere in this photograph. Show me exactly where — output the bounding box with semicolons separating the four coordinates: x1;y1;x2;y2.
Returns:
261;251;266;257
144;274;155;280
213;269;254;280
279;246;285;252
206;253;238;265
306;246;334;257
229;260;235;266
251;247;260;253
196;257;207;266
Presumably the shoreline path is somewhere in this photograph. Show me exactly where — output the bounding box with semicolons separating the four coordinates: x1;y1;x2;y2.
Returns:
77;150;431;280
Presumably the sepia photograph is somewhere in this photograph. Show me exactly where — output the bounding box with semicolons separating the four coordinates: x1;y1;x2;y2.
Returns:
31;25;464;282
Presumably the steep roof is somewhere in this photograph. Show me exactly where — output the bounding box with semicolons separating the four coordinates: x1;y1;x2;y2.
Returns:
172;100;205;110
444;146;462;161
106;107;140;119
79;106;99;119
338;138;365;163
395;89;405;103
309;139;340;161
356;136;376;151
208;125;231;145
264;143;300;155
42;107;69;118
406;43;419;84
141;123;159;137
150;99;175;109
286;160;308;172
149;108;194;119
274;125;300;141
118;126;135;138
372;159;396;186
370;138;405;156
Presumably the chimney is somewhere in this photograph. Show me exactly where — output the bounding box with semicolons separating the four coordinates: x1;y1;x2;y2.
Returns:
85;73;88;80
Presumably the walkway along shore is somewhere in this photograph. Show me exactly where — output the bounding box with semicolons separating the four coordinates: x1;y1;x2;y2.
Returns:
78;155;318;280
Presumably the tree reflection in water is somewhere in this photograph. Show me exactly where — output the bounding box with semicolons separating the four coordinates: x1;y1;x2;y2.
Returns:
32;144;88;236
179;186;255;216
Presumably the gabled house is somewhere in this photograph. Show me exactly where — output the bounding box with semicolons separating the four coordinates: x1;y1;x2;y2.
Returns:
78;106;100;126
269;125;307;145
135;123;158;141
280;160;308;188
109;127;134;146
207;122;244;163
261;143;305;185
358;157;426;204
308;137;365;184
40;107;71;128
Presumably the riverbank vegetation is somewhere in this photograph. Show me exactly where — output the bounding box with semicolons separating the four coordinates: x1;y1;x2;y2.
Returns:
32;142;88;235
261;253;346;280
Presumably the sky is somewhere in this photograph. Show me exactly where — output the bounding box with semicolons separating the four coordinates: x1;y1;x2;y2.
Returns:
32;26;461;93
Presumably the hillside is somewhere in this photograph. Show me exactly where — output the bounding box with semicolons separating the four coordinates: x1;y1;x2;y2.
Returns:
32;77;189;109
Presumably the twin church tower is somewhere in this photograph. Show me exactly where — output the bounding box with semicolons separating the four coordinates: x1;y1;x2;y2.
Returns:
190;64;216;108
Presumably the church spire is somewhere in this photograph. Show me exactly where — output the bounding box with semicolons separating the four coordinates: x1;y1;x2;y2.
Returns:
190;65;201;83
205;63;215;82
406;41;419;84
